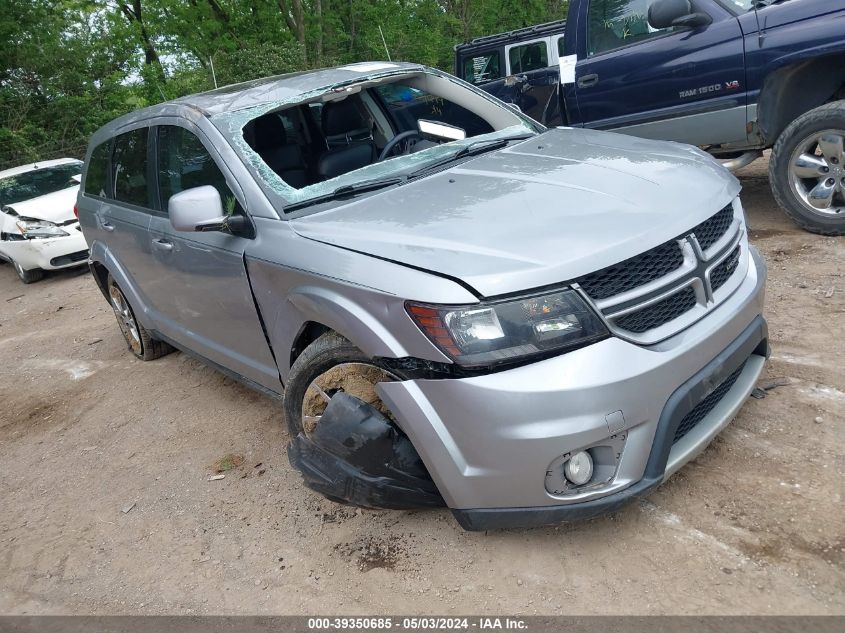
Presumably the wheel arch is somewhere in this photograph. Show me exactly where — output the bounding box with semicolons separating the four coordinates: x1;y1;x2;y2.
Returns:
87;240;156;331
758;53;845;145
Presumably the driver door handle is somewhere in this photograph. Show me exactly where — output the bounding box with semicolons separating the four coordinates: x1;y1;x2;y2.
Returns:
152;238;173;252
101;221;115;232
577;73;599;88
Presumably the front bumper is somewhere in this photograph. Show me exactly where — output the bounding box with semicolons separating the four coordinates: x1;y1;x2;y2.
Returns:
0;227;88;271
378;246;768;530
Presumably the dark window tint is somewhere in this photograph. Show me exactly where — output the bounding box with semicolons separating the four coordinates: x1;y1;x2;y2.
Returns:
508;41;549;73
462;52;501;85
557;36;566;57
157;126;239;215
375;83;493;138
0;162;81;206
84;142;110;198
587;0;675;56
112;128;150;207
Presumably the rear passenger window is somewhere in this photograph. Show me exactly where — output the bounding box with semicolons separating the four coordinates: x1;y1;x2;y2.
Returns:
84;141;111;198
508;42;549;74
157;126;239;215
112;128;150;207
462;52;501;85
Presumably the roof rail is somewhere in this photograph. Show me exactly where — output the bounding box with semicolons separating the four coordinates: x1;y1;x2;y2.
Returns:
455;19;567;51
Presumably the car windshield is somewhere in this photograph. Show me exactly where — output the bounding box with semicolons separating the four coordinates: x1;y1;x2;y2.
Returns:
215;69;541;210
0;163;82;207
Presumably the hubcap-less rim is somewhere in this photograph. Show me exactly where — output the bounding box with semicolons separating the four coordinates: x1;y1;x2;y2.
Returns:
789;129;845;217
301;363;398;436
109;284;142;354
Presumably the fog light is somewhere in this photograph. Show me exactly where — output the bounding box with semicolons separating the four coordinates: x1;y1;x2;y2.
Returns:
563;451;593;485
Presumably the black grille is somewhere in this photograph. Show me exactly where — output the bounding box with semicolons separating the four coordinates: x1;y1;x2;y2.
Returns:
576;240;684;300
50;250;88;267
673;361;746;443
693;205;733;251
710;246;741;292
614;286;697;333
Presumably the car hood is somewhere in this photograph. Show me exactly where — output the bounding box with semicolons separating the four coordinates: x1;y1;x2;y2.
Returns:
6;186;79;224
291;128;740;298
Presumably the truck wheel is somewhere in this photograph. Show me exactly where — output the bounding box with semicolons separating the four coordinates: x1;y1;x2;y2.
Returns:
107;274;172;360
283;331;402;438
770;101;845;235
12;259;44;284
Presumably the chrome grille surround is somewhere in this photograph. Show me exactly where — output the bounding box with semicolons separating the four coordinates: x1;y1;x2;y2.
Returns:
574;199;748;344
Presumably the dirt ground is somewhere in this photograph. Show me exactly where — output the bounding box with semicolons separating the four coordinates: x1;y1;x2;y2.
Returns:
0;156;843;615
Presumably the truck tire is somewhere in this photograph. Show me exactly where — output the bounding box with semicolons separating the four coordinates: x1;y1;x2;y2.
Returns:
12;259;44;284
770;100;845;235
106;274;172;360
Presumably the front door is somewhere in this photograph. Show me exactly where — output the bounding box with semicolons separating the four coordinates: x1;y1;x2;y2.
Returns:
146;123;281;392
571;0;746;146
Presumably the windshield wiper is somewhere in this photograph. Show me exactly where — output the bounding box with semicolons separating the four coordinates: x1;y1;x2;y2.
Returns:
408;134;534;178
284;177;405;213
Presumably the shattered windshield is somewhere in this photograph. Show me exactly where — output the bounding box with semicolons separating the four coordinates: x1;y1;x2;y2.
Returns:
0;162;82;206
212;70;540;211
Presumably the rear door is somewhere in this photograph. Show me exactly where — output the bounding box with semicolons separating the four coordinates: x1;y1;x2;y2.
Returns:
98;127;156;303
571;0;747;146
504;37;561;125
145;122;281;392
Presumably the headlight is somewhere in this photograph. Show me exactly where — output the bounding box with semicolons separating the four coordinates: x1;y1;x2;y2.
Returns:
15;218;69;239
407;288;608;367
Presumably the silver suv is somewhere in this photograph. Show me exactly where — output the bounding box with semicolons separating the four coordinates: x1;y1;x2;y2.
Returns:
78;62;768;530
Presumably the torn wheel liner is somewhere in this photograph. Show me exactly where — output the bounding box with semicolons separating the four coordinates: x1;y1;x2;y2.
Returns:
287;392;444;509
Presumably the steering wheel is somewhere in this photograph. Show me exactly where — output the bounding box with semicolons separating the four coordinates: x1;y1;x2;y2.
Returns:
377;131;423;162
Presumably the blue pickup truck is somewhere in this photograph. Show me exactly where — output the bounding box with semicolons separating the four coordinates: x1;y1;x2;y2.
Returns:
455;0;845;235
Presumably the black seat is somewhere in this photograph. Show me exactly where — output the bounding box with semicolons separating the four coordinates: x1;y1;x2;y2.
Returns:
316;98;377;180
250;114;308;189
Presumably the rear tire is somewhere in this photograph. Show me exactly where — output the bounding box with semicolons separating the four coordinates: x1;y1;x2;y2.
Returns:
769;100;845;235
12;259;44;284
106;274;172;360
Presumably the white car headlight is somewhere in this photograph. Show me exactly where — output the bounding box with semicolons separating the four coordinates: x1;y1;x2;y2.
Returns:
407;288;608;368
15;218;69;239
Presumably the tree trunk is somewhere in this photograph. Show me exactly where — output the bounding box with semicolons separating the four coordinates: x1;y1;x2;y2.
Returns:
118;0;166;83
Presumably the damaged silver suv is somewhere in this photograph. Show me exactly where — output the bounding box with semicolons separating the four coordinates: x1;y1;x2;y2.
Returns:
78;62;768;530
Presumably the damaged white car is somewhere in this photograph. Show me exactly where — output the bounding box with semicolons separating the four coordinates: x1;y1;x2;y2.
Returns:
0;158;90;283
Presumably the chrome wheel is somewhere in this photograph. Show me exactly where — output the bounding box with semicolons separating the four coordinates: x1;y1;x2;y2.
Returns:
109;283;141;355
301;363;397;436
789;129;845;217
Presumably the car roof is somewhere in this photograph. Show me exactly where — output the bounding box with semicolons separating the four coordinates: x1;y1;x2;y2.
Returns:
0;157;82;180
91;61;426;142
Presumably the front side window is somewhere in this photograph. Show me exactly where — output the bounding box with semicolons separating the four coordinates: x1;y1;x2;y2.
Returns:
508;42;549;74
112;128;150;207
157;126;239;215
462;52;501;85
0;162;82;207
587;0;675;56
84;142;110;198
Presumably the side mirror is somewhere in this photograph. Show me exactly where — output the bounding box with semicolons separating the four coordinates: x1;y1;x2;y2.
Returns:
169;185;226;232
648;0;711;29
417;119;467;141
168;185;252;237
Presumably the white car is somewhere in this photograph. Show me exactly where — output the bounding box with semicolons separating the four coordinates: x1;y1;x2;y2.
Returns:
0;158;89;283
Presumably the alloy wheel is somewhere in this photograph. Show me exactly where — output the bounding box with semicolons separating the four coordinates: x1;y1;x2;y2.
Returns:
788;129;845;217
109;283;142;355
